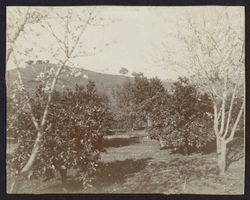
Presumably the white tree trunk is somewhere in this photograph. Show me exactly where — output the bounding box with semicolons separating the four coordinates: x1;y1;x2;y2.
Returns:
8;10;94;193
20;131;43;174
8;130;43;193
147;114;152;128
216;137;221;154
218;141;227;175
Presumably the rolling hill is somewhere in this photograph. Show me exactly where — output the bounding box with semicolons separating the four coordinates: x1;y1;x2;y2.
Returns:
6;63;173;95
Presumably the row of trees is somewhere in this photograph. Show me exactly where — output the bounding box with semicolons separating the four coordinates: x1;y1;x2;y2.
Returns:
113;75;214;153
6;7;244;193
113;73;244;174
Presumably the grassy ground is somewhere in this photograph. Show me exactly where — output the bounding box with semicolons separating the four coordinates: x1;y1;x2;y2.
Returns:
8;130;244;194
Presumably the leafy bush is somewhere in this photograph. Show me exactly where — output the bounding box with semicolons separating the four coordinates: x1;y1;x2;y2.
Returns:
7;81;113;189
148;77;214;154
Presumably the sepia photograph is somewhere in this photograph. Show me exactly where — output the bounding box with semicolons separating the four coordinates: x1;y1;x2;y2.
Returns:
6;6;245;194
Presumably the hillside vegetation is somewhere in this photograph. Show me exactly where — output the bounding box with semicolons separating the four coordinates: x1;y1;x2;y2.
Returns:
6;63;173;94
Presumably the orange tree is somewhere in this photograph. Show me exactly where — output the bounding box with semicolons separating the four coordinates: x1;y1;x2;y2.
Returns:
148;77;214;154
113;75;166;130
7;81;113;192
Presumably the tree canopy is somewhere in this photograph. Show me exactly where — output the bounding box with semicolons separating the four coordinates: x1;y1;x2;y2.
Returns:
7;81;113;190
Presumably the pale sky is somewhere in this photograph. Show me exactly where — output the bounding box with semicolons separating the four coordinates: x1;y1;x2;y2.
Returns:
7;6;244;80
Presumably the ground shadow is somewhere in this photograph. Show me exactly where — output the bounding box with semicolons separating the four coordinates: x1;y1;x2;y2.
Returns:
102;137;140;148
165;141;216;156
130;156;218;193
91;158;150;190
42;158;150;193
201;141;217;154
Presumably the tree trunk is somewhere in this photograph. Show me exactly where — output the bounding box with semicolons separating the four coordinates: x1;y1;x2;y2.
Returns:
59;166;68;192
147;114;152;128
130;117;134;131
216;137;221;154
9;131;43;193
59;166;67;185
20;131;43;175
218;141;227;175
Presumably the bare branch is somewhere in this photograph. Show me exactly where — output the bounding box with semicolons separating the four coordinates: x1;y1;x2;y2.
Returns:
222;70;241;139
68;12;92;57
225;99;245;143
7;8;30;63
71;48;103;58
40;59;69;127
219;74;228;136
213;102;219;136
42;21;67;56
12;52;40;131
40;12;92;127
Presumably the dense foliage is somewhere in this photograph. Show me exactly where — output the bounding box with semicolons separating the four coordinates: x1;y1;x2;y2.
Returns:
7;81;113;188
148;77;214;154
112;75;166;130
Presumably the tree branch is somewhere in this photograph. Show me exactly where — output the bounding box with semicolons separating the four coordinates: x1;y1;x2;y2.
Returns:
219;75;228;136
222;72;241;139
7;8;30;63
213;101;219;136
13;52;40;131
225;99;245;143
40;11;92;127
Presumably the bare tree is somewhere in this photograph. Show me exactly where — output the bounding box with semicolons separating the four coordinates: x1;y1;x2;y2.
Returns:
7;7;106;192
160;8;245;175
6;7;50;64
